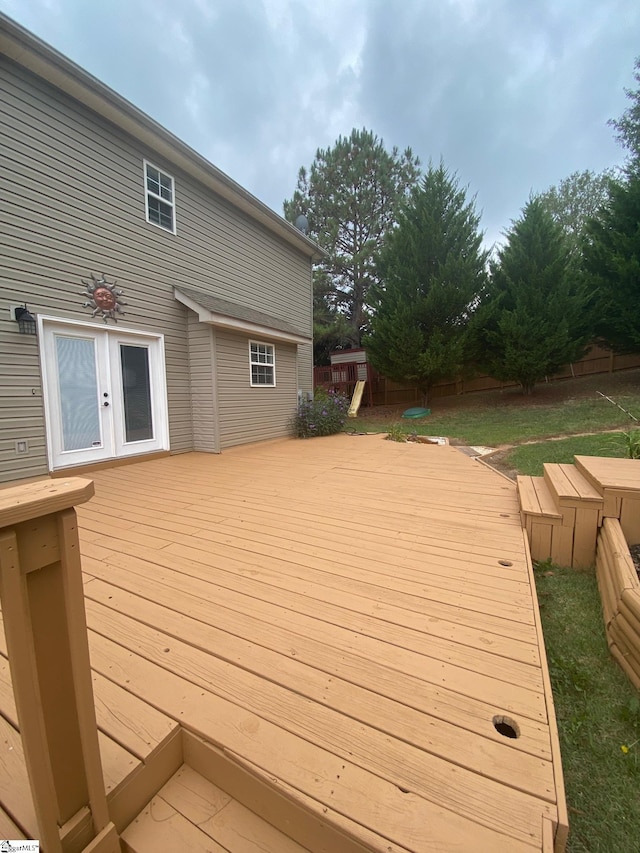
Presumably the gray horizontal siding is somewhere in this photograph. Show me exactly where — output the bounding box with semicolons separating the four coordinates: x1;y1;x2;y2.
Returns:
1;63;313;332
187;315;218;453
0;55;312;482
216;330;297;449
297;344;313;395
0;318;47;478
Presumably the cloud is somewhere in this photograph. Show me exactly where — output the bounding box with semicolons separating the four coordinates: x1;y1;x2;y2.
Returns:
358;0;640;244
1;0;639;242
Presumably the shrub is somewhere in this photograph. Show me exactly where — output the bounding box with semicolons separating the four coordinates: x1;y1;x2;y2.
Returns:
621;429;640;459
385;423;408;442
293;389;350;438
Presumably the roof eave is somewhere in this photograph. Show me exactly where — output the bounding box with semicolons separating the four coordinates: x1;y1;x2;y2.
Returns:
175;288;311;345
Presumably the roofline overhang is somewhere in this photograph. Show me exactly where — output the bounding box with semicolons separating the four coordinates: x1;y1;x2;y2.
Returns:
175;289;311;345
0;13;327;262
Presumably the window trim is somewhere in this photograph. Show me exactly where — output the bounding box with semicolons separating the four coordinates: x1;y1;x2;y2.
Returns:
143;159;177;235
249;340;276;387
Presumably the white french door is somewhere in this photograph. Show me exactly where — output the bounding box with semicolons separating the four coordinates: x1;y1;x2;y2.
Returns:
41;320;169;470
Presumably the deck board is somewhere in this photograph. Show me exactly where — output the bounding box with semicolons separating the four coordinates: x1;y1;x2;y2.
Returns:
0;436;565;851
0;806;25;841
83;538;538;657
81;541;540;665
88;628;547;850
0;713;38;839
123;765;312;853
0;645;141;802
89;478;523;546
83;593;553;798
81;531;536;643
80;498;528;583
91;671;178;762
81;551;546;715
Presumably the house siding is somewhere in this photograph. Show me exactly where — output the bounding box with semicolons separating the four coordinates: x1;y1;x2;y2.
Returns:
187;314;219;453
216;329;297;449
0;55;312;483
0;335;48;480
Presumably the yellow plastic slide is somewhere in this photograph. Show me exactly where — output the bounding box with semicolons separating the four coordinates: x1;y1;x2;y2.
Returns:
348;380;366;418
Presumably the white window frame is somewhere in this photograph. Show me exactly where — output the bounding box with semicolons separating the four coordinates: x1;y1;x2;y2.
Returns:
143;159;177;234
249;340;276;387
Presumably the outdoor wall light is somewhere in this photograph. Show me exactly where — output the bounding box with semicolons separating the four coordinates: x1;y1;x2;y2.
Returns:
14;304;37;336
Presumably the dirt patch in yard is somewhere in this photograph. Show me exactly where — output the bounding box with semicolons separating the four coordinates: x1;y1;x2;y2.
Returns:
480;449;520;481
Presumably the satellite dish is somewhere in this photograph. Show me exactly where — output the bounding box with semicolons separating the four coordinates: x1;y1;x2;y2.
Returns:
294;214;309;235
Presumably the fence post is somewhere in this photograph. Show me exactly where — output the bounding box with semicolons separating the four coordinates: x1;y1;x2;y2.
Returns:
0;479;120;853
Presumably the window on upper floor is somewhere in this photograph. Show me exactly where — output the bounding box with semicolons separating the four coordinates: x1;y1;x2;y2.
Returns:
144;160;176;233
249;341;276;387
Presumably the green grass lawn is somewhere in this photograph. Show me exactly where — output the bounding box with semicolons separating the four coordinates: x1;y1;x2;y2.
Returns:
503;432;627;476
350;371;640;446
535;564;640;852
353;399;638;446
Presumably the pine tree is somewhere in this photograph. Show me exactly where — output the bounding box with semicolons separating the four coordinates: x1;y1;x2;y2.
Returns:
283;129;420;352
365;163;487;403
472;197;591;394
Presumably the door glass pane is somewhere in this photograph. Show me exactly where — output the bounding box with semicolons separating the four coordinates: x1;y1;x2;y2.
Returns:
120;345;154;442
55;336;101;451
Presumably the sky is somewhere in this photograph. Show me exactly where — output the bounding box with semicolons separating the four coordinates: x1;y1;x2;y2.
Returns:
2;0;639;248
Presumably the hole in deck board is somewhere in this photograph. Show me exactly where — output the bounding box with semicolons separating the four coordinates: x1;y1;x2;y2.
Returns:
493;715;520;738
397;785;410;794
500;513;510;518
498;559;513;567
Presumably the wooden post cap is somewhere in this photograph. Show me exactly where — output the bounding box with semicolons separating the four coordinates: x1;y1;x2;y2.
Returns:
0;478;95;527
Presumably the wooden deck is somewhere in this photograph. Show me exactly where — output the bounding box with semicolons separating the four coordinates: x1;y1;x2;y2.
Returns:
0;435;567;851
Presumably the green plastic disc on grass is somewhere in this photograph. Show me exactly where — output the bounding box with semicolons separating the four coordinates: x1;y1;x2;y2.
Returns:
402;407;431;419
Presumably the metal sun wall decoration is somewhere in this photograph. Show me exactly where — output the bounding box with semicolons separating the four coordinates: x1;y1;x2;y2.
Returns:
81;273;127;322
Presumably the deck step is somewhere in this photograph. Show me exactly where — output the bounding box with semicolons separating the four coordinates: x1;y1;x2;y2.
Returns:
122;764;311;853
518;466;604;569
517;475;562;520
543;463;603;507
575;454;640;494
517;476;578;567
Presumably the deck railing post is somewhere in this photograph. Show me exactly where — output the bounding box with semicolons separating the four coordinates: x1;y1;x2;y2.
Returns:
0;479;120;853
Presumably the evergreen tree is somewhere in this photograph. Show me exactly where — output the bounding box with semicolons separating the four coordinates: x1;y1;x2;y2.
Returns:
365;163;487;403
582;57;640;355
583;174;640;353
283;129;420;352
472;198;591;394
311;269;351;365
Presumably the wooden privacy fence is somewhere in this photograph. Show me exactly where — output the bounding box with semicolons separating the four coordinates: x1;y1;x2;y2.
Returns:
0;479;120;853
314;346;640;407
